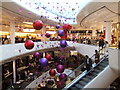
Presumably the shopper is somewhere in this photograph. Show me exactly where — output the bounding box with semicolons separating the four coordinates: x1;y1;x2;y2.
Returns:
95;50;100;64
84;55;92;72
104;41;109;52
118;40;120;49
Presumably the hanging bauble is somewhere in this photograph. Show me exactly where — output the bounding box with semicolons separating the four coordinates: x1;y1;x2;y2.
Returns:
62;24;72;31
49;69;56;77
59;73;67;81
24;40;34;50
33;20;43;30
54;63;59;68
60;40;67;48
39;58;48;67
34;52;40;58
58;30;65;37
45;33;51;38
56;25;60;29
45;54;52;61
56;65;65;73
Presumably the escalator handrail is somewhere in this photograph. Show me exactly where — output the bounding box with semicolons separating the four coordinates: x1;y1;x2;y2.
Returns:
64;55;108;89
52;46;106;88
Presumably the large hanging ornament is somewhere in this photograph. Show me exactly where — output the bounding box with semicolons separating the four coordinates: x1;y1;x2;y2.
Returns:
34;52;40;58
45;33;51;38
56;65;65;73
33;20;43;30
39;58;48;67
24;40;34;50
58;30;65;37
45;54;52;61
56;25;60;29
49;69;56;77
59;73;67;81
60;40;67;48
62;24;72;31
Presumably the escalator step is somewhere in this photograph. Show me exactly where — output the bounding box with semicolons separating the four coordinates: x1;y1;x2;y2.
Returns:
97;66;105;70
70;87;79;90
100;63;107;67
82;78;91;82
86;75;94;79
75;84;83;89
79;81;87;86
91;72;98;76
94;69;101;73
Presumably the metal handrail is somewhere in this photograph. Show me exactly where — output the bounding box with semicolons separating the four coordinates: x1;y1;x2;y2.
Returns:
63;55;108;89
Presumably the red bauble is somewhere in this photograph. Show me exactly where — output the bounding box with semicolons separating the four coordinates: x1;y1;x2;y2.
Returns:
33;20;43;30
24;40;34;50
62;24;72;31
45;54;51;61
49;69;56;77
45;33;51;38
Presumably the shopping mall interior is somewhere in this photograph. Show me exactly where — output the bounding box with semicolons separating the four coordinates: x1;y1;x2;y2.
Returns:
0;0;120;90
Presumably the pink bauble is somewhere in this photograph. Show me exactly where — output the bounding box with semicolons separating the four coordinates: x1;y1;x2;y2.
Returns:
56;65;65;73
33;20;43;30
24;40;34;50
34;52;40;58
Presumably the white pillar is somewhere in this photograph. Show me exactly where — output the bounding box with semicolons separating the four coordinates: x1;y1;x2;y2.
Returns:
43;52;46;58
10;21;15;44
92;30;97;37
13;60;16;83
10;21;16;83
105;21;112;44
41;26;46;41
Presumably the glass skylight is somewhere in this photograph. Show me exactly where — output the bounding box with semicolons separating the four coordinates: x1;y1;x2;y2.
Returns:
12;0;91;24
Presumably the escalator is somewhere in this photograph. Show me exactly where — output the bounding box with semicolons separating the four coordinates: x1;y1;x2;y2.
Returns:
64;56;109;90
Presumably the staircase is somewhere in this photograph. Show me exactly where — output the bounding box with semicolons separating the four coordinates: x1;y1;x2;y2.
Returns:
65;56;109;90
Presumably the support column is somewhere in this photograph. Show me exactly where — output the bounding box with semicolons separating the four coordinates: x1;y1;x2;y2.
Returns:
10;21;15;44
10;21;16;84
43;52;46;58
41;26;46;41
92;30;97;37
104;21;112;44
13;60;16;83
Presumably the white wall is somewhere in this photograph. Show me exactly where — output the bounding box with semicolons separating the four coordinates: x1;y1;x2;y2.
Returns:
0;41;60;64
68;41;99;57
108;48;120;75
84;66;118;88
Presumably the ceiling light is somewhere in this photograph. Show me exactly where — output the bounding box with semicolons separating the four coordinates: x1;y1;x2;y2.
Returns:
23;29;35;32
23;22;33;25
46;31;56;34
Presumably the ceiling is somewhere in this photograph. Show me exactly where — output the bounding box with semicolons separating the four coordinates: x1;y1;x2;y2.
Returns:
0;0;120;33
